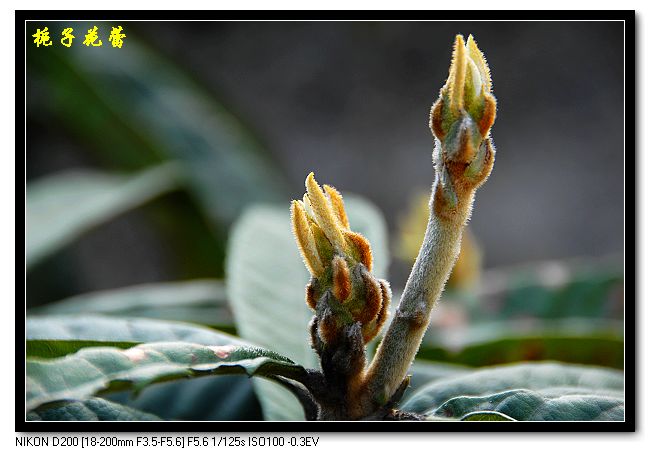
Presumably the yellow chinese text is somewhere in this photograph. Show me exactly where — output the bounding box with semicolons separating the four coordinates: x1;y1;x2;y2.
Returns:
108;26;126;48
60;28;75;48
32;27;53;47
83;26;103;47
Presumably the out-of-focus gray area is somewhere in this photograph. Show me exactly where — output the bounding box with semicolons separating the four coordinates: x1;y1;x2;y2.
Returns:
26;21;624;302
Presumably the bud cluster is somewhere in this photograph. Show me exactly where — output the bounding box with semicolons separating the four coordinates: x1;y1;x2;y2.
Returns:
428;34;496;216
430;34;496;152
291;173;391;349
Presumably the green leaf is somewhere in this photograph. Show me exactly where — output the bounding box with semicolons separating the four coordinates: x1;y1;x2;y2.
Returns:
27;342;306;412
459;411;516;421
29;280;233;330
407;360;470;395
26;316;263;420
105;376;262;421
226;196;388;420
401;362;624;421
27;340;138;359
26;163;181;269
418;318;624;369
432;389;623;421
27;397;161;421
475;259;623;321
27;315;246;347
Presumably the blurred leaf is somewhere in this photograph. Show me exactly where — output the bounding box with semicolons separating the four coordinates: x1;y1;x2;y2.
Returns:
27;341;306;412
407;360;470;393
26;163;181;269
226;196;389;420
418;318;624;369
29;280;233;330
27;397;161;421
27;315;247;346
474;258;624;321
28;26;289;228
500;273;623;320
401;362;624;421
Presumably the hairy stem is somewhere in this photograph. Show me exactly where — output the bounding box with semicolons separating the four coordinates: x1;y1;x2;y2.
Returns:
363;169;473;407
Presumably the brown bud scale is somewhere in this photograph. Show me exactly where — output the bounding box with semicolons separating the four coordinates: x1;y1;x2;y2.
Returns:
376;280;392;331
332;255;352;302
318;313;340;345
352;269;382;324
344;231;373;271
477;95;497;137
306;281;318;310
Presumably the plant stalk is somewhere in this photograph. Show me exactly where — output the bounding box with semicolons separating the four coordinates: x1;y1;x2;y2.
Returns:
362;169;473;408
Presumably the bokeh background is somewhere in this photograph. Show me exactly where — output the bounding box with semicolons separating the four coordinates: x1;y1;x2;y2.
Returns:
25;20;625;421
26;20;623;305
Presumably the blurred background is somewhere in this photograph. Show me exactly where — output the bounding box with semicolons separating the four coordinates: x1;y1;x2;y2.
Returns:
25;20;625;420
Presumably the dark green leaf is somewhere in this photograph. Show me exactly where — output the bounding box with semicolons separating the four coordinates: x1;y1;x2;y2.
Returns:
27;397;161;421
474;259;623;321
418;318;624;369
27;340;138;359
105;376;262;421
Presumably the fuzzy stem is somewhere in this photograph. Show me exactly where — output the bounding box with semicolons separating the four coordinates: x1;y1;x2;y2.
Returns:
363;169;474;408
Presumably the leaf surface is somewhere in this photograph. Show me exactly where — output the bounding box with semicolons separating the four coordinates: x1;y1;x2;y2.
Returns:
105;376;262;421
27;397;161;421
401;362;624;421
27;315;246;348
25;314;263;420
27;342;305;412
406;360;470;397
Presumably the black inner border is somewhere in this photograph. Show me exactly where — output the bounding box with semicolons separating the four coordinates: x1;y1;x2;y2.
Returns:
16;9;636;434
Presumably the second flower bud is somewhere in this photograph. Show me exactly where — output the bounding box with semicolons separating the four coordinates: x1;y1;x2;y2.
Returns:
291;173;391;346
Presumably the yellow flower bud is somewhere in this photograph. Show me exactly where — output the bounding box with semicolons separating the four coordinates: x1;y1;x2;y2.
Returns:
305;172;347;251
291;200;324;276
431;34;497;159
291;172;384;345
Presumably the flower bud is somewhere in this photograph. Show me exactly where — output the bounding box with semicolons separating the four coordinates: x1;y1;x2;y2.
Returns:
430;35;496;164
291;173;390;345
